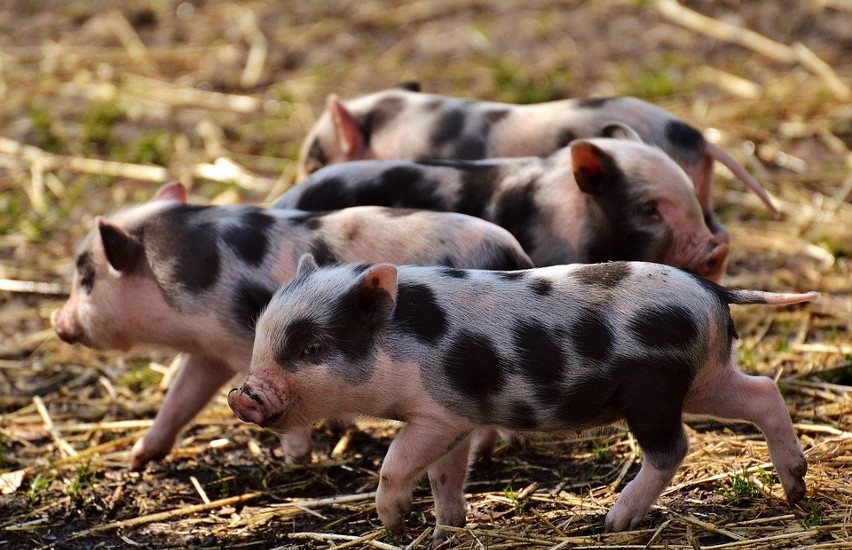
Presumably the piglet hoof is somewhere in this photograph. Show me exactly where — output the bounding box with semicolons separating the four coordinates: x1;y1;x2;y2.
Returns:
603;507;646;533
129;437;168;471
278;433;314;463
783;460;808;505
430;527;457;549
377;495;413;538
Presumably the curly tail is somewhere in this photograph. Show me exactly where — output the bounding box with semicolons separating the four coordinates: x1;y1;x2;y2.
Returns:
724;289;820;306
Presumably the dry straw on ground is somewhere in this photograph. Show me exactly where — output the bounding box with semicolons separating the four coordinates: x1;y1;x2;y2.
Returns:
1;1;850;548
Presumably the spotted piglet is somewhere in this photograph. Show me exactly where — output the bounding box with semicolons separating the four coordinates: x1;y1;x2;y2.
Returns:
298;88;777;242
276;135;730;281
231;254;814;540
51;182;532;469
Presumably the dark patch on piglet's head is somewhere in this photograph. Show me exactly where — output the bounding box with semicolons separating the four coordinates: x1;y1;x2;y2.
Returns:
323;264;398;382
75;250;96;293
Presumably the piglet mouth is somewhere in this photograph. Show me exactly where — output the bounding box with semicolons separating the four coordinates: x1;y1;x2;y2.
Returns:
692;241;729;282
260;411;284;428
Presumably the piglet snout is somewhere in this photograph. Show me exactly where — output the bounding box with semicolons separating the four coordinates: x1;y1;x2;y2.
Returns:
694;240;729;282
228;386;267;426
51;308;81;344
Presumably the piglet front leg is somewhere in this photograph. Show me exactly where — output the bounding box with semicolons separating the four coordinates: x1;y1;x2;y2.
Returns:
377;421;472;536
278;427;314;462
427;434;472;543
130;354;236;470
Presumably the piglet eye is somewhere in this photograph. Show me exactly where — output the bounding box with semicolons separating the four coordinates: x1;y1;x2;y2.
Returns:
301;342;322;358
639;201;659;218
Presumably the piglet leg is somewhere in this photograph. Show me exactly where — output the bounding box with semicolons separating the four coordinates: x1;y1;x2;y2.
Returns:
427;435;472;543
376;421;472;535
606;367;690;531
130;354;236;470
278;427;314;462
684;369;806;504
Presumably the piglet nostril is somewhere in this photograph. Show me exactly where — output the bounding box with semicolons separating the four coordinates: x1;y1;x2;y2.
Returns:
228;389;266;426
228;387;239;396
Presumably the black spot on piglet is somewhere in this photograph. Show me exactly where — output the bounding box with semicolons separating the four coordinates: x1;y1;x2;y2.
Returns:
513;319;564;401
222;210;274;266
442;330;504;401
506;402;538;430
232;279;275;334
573;262;631;288
75;251;96;293
568;307;613;363
627;304;698;349
392;283;449;344
664;120;706;163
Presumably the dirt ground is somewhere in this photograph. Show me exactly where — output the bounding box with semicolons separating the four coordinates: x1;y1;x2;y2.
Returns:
1;1;850;548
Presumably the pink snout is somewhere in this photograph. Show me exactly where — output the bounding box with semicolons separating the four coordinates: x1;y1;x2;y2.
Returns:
228;386;269;426
51;307;82;344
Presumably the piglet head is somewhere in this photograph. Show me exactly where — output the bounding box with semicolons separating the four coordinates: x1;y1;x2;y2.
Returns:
572;139;729;281
297;95;369;180
51;217;146;350
231;254;399;430
51;182;188;349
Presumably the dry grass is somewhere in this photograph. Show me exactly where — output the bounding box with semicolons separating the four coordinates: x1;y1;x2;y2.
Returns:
1;1;850;548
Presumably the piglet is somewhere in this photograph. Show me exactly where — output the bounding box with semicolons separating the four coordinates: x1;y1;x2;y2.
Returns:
51;182;533;469
277;135;730;281
231;254;814;541
298;87;777;243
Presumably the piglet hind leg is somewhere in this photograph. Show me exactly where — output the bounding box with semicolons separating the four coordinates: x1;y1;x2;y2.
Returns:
376;421;472;537
130;355;236;470
605;407;688;532
684;368;807;505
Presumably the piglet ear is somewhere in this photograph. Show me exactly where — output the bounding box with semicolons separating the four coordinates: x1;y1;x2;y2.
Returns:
327;94;366;160
354;264;398;327
97;218;144;272
601;122;644;143
151;181;187;203
296;253;318;277
397;80;421;92
571;140;617;196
